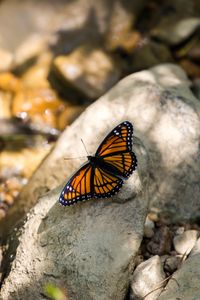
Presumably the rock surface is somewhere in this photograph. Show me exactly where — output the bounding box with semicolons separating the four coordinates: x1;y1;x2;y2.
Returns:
1;63;200;236
190;237;200;256
152;17;200;46
130;255;166;300
144;215;155;238
158;253;200;300
173;230;199;255
52;45;120;100
0;140;149;299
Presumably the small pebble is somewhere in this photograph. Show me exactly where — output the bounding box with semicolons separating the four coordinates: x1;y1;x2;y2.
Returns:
147;212;159;222
144;216;155;238
164;255;182;273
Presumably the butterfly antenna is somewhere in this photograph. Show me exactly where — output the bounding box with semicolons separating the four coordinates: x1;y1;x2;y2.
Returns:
81;138;89;156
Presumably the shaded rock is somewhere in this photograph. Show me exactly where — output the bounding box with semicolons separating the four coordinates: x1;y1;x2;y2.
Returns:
21;52;52;88
144;215;155;238
158;254;200;300
105;0;147;51
151;17;200;46
179;58;200;78
51;45;120;100
175;226;185;235
130;255;166;300
187;39;200;62
1;63;200;237
163;255;182;274
132;40;173;71
191;78;200;100
173;230;199;255
147;226;172;255
0;141;149;300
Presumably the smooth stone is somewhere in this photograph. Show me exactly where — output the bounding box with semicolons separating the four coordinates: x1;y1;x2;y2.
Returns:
173;230;199;255
151;17;200;46
130;255;166;300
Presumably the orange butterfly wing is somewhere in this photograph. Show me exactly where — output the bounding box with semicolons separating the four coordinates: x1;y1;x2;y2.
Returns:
96;121;133;157
59;163;124;206
59;163;93;206
93;167;123;198
103;151;137;178
96;121;137;178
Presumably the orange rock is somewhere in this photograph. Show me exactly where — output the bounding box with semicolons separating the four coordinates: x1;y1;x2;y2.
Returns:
0;72;21;93
12;87;66;128
22;51;52;88
58;105;86;130
107;30;142;53
0;91;13;118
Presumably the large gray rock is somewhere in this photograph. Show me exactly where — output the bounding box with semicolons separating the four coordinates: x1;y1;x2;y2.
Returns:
1;63;200;298
158;253;200;300
1;142;149;300
2;63;200;237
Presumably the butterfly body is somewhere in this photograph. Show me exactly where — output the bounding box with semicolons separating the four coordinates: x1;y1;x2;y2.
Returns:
59;121;137;206
87;155;124;179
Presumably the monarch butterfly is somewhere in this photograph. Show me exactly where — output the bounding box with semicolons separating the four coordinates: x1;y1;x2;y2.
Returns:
59;121;137;206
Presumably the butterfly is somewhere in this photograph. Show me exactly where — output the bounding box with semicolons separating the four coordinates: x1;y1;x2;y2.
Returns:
59;121;137;206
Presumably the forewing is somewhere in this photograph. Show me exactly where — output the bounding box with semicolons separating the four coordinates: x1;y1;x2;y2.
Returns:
93;167;123;198
103;151;137;178
59;163;93;206
95;121;133;157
